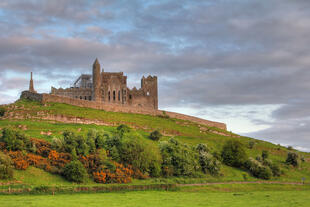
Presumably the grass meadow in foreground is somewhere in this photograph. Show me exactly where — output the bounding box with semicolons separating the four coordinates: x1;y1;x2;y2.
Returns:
0;185;310;207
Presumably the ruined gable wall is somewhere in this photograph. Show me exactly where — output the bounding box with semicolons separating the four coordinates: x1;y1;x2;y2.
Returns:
101;72;127;104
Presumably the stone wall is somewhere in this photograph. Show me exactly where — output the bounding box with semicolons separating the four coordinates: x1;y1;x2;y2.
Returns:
20;91;227;130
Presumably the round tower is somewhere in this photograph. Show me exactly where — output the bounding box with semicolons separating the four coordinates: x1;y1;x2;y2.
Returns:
92;58;101;101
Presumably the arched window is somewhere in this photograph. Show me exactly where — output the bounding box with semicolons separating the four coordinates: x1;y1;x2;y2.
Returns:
113;91;116;101
118;91;120;101
108;91;111;101
80;96;82;99
84;96;87;100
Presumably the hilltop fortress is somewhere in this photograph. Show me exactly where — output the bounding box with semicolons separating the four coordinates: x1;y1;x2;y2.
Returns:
21;59;226;130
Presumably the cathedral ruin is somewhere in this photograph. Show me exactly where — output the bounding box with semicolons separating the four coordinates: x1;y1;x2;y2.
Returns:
50;59;158;110
21;59;226;130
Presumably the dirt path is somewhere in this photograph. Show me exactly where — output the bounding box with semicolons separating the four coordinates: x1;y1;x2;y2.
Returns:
177;181;308;186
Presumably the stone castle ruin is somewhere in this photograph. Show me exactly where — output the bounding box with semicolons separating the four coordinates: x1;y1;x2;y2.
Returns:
20;59;227;130
51;59;158;110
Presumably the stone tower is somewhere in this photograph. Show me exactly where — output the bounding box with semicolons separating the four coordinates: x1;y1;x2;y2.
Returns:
29;72;37;93
141;75;158;109
92;58;101;101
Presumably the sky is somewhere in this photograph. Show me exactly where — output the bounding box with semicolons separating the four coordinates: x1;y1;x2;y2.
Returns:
0;0;309;151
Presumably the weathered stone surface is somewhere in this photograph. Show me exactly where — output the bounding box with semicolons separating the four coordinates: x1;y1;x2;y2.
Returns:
20;91;227;130
51;59;158;110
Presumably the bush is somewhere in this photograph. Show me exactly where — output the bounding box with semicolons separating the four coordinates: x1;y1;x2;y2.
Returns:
0;152;14;179
116;124;131;135
118;131;162;175
104;130;162;177
0;107;5;117
262;150;269;160
196;143;221;175
0;128;31;151
160;138;200;177
286;152;299;167
221;140;248;168
245;158;272;180
149;130;162;141
63;160;88;183
248;141;255;149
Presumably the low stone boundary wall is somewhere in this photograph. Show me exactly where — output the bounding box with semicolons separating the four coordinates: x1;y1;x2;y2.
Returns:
20;91;227;130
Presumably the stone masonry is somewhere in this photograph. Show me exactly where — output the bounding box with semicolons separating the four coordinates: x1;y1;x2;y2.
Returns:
51;59;158;110
20;60;227;130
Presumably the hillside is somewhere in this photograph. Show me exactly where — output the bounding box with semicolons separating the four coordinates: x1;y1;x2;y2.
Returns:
0;99;309;190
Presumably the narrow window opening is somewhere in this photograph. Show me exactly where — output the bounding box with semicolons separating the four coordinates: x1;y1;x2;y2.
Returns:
113;91;116;101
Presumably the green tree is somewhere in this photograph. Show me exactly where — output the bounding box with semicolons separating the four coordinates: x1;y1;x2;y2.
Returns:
0;107;5;117
149;130;162;141
63;160;88;183
286;152;299;167
262;150;269;161
221;140;248;167
160;138;199;177
0;152;13;179
0;128;31;151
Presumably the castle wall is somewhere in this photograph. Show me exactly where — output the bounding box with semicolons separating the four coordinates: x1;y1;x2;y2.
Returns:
20;91;227;130
51;87;92;100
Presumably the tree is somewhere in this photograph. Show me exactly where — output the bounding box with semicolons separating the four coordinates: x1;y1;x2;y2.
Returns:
160;138;200;177
149;130;162;141
0;128;31;151
63;160;88;183
286;152;299;167
221;140;248;167
0;107;5;117
262;150;269;161
0;152;13;179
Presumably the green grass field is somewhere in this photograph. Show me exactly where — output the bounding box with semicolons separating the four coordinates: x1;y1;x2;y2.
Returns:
1;184;310;207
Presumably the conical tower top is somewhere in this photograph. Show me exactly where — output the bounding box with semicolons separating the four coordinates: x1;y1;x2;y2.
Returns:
29;72;37;93
93;58;100;67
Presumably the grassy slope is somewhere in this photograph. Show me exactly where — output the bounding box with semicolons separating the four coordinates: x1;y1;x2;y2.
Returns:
0;99;310;186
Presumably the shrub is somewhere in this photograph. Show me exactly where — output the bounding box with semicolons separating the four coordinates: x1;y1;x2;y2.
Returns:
0;152;14;179
262;150;269;160
198;151;221;175
244;158;272;180
160;138;200;177
0;128;31;151
63;160;88;183
286;152;299;167
221;140;248;168
93;162;133;184
118;131;162;175
196;143;221;175
0;107;5;117
116;124;131;135
149;130;162;141
248;141;255;149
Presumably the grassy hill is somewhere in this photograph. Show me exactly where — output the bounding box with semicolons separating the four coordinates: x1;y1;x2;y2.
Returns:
0;99;309;188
